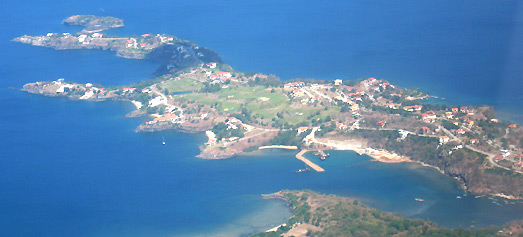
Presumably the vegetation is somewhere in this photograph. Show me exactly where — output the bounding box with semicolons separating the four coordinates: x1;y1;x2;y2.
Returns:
211;122;244;140
268;130;309;146
253;190;507;237
158;77;203;93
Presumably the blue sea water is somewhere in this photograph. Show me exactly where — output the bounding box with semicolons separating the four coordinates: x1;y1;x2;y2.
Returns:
1;0;523;236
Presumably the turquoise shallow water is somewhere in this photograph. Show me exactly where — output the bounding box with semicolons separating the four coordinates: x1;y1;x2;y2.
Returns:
1;0;523;236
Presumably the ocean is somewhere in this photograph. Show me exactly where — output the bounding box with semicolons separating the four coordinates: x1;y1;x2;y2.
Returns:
1;0;523;236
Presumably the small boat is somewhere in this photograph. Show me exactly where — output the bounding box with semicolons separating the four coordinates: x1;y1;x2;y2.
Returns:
415;198;425;202
295;168;310;173
319;156;326;161
474;196;482;199
456;196;462;199
162;136;166;145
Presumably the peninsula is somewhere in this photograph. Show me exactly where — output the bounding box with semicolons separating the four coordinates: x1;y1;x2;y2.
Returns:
255;190;522;236
16;15;523;199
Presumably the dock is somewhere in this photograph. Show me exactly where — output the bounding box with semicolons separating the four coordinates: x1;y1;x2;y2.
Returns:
296;150;325;172
259;145;298;150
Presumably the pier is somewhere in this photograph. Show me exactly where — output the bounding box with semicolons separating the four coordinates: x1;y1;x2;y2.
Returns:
296;150;325;172
258;145;298;150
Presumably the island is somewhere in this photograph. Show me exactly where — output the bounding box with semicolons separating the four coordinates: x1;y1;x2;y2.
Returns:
254;190;522;236
15;15;523;200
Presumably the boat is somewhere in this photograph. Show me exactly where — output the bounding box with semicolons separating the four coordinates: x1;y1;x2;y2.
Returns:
295;168;310;173
456;196;462;199
415;198;425;202
162;136;166;145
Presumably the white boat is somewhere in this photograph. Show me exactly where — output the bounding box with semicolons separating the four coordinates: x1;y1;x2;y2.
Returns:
162;136;166;145
415;198;425;202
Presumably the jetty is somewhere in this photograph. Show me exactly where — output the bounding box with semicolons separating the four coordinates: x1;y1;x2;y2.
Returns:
296;150;325;172
259;145;298;150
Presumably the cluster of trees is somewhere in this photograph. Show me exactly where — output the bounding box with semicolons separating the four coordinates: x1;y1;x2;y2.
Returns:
200;82;221;93
268;129;309;146
210;122;244;140
247;75;282;87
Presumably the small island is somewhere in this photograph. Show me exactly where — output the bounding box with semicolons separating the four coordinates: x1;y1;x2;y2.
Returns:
15;15;523;200
255;190;522;236
62;15;124;33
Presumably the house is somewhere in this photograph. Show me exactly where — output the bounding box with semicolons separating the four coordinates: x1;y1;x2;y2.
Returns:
420;126;430;134
139;43;146;48
284;82;305;88
206;62;217;69
217;72;232;79
141;88;151;93
126;40;134;48
149;113;181;124
334;79;343;85
167;37;174;41
122;88;136;93
445;112;453;119
78;34;87;43
334;96;348;103
387;103;400;109
297;127;309;134
79;90;94;100
228;117;241;124
490;118;499;123
292;89;305;97
336;123;347;130
509;124;518;128
91;33;103;38
367;77;378;84
422;113;437;122
355;90;365;95
377;120;386;128
371;86;380;92
456;129;466;135
380;82;392;89
439;136;450;143
451;108;459;114
200;112;208;119
460;106;469;113
467;120;475;127
141;34;151;37
398;130;410;140
469;138;479;144
402;105;422;112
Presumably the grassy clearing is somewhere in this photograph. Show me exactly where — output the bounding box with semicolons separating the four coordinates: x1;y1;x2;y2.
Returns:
159;78;203;93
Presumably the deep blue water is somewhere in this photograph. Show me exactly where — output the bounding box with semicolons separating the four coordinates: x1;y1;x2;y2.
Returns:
2;0;523;236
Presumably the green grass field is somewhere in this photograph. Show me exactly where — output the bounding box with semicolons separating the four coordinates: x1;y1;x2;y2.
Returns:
159;78;203;93
176;85;340;126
